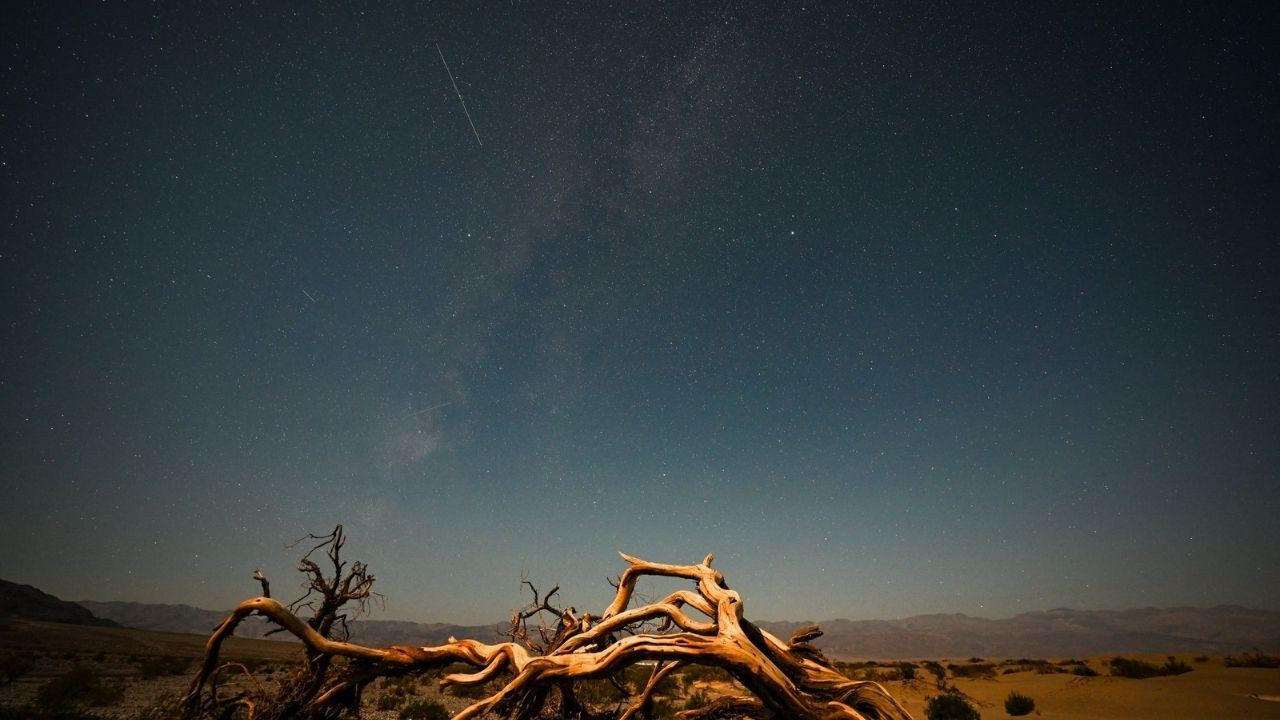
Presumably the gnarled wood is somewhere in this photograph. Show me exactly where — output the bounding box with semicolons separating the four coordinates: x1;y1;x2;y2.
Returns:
182;532;912;720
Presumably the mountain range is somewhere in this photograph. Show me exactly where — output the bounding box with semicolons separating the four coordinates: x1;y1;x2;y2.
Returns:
74;599;508;647
0;579;120;628
72;599;1280;659
753;606;1280;659
4;579;1278;659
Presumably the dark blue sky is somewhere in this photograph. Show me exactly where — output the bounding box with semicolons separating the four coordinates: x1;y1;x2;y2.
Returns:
2;2;1277;625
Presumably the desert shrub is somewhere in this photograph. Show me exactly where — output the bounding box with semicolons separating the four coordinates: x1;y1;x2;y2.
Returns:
924;693;980;720
949;663;995;680
1071;663;1098;677
649;698;677;720
1193;655;1209;663
923;661;948;687
683;689;713;712
137;655;191;680
967;657;983;664
834;661;868;680
997;659;1046;675
898;662;917;680
381;675;419;698
681;664;733;685
36;665;124;708
377;693;405;711
624;665;680;695
1004;690;1035;716
835;660;880;673
575;677;628;706
399;699;449;720
861;668;896;682
1109;656;1192;679
1109;657;1158;678
0;653;35;684
621;664;647;690
1225;652;1280;668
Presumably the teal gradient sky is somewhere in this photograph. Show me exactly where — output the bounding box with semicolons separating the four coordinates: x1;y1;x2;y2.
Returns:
2;2;1277;624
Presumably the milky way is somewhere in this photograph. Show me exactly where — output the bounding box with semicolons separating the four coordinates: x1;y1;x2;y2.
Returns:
1;3;1276;624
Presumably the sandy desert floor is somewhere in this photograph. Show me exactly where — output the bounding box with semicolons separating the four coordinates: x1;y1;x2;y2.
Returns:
883;654;1280;719
2;619;1278;718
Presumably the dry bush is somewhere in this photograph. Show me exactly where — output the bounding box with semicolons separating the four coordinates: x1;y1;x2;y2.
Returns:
36;665;124;710
1109;656;1192;679
1004;690;1035;716
1225;651;1280;668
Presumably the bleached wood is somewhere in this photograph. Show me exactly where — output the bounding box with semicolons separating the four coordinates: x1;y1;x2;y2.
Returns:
183;552;912;720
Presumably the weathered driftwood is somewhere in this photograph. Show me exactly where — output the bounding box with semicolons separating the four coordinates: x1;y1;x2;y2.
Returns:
182;536;911;720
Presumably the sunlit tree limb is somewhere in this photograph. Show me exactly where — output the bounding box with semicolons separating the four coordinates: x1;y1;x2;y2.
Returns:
182;529;912;720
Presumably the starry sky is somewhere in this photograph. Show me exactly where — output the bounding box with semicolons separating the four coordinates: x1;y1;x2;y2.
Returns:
2;2;1277;626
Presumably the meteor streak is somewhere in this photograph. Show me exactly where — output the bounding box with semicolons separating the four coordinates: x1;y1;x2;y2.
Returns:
436;42;483;146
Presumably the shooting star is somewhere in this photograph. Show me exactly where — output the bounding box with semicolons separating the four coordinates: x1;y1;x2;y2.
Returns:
404;401;454;419
436;42;483;146
301;289;318;303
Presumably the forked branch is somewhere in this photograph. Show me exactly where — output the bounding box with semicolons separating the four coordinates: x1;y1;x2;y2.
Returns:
182;533;911;720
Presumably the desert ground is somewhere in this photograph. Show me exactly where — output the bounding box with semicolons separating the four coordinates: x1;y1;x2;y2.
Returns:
885;655;1280;719
2;618;1278;719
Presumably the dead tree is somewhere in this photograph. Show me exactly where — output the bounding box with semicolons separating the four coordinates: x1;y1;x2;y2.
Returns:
182;530;912;720
183;526;381;720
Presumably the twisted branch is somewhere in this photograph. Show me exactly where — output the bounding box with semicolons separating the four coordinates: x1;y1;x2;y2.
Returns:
183;541;912;720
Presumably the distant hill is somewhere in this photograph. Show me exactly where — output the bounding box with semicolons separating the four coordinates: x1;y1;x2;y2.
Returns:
0;617;300;660
79;599;507;647
77;600;278;638
341;618;508;647
756;606;1280;659
0;579;120;628
71;591;1280;660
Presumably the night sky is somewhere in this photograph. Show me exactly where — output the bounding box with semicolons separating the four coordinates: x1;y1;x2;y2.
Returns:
2;3;1277;626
